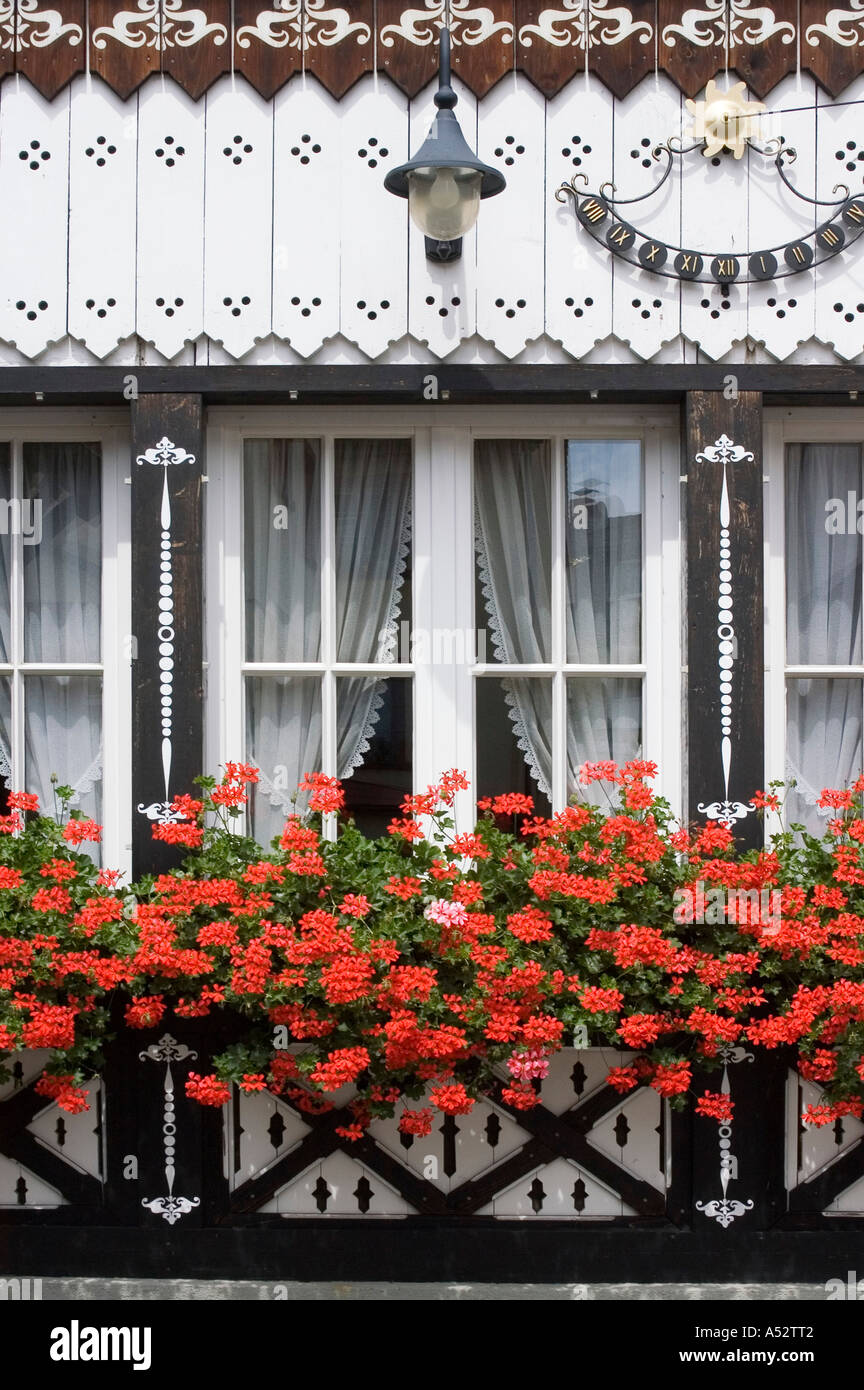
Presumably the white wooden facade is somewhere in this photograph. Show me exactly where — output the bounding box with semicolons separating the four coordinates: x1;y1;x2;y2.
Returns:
0;69;860;367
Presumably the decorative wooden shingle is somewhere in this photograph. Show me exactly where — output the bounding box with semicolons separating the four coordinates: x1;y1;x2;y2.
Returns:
303;0;374;99
516;0;587;95
658;0;726;97
802;0;864;96
12;0;85;99
587;0;656;99
377;0;444;96
161;0;231;99
233;0;303;100
728;0;798;97
451;0;515;97
89;0;162;98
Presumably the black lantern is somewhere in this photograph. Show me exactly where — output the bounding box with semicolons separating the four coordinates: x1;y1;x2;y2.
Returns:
384;29;506;262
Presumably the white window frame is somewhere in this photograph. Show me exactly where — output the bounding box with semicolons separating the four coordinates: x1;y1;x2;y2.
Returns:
0;409;131;874
764;408;864;812
206;405;682;830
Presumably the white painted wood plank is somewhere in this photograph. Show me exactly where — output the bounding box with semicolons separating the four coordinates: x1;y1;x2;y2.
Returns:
0;1155;66;1208
0;1050;50;1101
273;76;342;358
136;78;206;360
68;79;137;358
680;80;751;360
26;1079;103;1179
203;76;273;360
586;1084;665;1191
747;77;817;359
408;77;478;358
611;77;683;361
828;1173;864;1213
534;1047;635;1115
267;1150;414;1216
545;78;614;358
226;1088;310;1191
476;74;545;358
814;86;864;360
0;80;70;358
482;1156;631;1218
339;76;409;358
798;1076;864;1181
369;1092;528;1192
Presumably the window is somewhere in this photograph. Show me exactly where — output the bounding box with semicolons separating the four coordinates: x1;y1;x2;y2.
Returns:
474;437;645;814
208;408;681;833
766;412;864;834
0;416;130;868
239;435;413;842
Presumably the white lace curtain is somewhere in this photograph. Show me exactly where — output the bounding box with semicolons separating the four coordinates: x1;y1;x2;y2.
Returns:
245;438;411;844
474;439;641;805
786;443;863;833
0;442;102;821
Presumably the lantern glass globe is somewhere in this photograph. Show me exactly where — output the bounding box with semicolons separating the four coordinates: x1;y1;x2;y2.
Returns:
407;166;483;241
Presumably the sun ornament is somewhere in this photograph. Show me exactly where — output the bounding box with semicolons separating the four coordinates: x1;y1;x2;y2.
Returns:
685;80;767;160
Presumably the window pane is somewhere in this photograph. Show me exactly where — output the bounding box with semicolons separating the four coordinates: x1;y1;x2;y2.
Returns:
474;440;551;664
24;675;102;825
246;675;322;846
786;677;862;835
786;443;862;665
338;676;412;836
335;440;412;662
244;440;321;662
23;443;101;664
566;439;642;663
476;676;552;816
0;443;9;662
566;677;642;804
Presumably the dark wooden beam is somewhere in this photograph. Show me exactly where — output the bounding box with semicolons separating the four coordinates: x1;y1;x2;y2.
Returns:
0;365;861;406
685;390;764;852
130;395;204;877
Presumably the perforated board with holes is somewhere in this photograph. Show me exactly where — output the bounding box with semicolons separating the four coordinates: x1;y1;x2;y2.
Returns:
273;77;341;358
136;83;206;360
476;77;546;358
814;75;864;360
68;80;137;358
0;82;70;358
338;79;409;357
610;77;683;361
545;82;614;356
203;75;274;359
0;71;863;363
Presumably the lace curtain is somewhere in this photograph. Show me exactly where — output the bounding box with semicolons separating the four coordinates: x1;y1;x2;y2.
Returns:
786;443;863;833
245;438;411;845
474;439;641;805
0;443;102;822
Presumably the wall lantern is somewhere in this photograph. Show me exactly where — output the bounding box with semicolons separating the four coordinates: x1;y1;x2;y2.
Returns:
384;28;506;262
